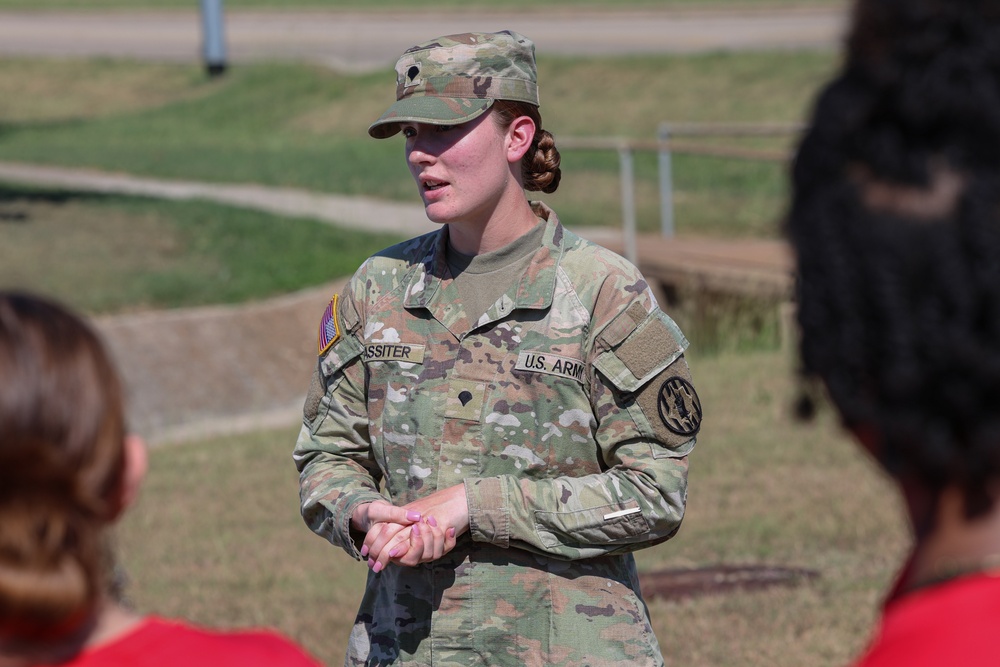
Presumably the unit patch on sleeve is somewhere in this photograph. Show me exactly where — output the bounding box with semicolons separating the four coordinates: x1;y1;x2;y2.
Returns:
515;351;586;384
656;376;702;436
318;294;342;356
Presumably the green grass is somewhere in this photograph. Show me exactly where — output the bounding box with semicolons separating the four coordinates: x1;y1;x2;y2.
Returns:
0;52;838;236
117;349;910;666
0;183;403;314
0;0;844;10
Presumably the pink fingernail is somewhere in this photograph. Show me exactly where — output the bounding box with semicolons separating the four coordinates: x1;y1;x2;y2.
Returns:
427;516;438;527
448;527;456;538
373;561;383;574
406;511;421;522
412;523;420;536
367;558;374;568
360;545;369;557
389;548;399;558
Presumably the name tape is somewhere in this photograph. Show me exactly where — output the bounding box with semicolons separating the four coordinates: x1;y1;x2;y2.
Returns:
364;343;425;364
514;351;585;383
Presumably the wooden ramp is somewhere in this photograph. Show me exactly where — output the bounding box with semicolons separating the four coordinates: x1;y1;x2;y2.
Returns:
599;234;794;301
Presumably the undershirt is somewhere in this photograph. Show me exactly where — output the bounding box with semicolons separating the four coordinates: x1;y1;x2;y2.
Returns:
446;220;546;326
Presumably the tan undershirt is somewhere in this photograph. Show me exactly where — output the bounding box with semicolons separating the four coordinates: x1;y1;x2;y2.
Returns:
446;220;546;326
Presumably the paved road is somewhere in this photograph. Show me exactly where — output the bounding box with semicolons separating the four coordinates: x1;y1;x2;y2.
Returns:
0;7;846;70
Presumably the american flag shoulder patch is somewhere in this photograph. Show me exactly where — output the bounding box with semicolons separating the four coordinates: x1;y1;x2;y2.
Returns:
318;293;342;356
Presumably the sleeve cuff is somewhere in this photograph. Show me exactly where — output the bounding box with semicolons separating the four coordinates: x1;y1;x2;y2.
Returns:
340;492;389;559
464;477;510;548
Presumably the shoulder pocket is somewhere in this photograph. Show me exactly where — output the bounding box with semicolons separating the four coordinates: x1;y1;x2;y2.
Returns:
318;288;364;378
320;334;364;378
593;306;689;393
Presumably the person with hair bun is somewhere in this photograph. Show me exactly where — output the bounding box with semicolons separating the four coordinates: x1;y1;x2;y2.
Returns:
295;30;700;665
0;291;320;667
788;0;1000;664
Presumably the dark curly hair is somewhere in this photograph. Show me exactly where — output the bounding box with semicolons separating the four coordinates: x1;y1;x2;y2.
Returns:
787;0;1000;520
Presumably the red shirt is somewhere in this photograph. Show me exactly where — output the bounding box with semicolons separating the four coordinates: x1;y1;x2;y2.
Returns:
854;571;1000;666
54;617;320;667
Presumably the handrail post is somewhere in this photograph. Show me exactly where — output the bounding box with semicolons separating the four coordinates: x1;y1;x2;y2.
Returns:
618;144;638;266
200;0;228;77
658;122;675;238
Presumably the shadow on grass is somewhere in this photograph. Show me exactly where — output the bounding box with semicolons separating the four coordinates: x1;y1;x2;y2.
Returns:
0;182;118;207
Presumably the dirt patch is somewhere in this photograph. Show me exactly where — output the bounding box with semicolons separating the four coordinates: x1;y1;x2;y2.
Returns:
94;278;347;445
640;564;819;601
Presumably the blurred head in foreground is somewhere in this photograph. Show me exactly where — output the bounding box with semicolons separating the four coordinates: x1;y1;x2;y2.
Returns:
0;291;146;656
789;0;1000;662
0;292;319;666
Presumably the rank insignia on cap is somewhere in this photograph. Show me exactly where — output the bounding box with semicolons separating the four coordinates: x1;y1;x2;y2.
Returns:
318;294;341;356
657;376;702;437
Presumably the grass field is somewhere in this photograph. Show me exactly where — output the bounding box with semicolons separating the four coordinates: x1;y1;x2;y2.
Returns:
0;184;402;313
117;349;910;666
0;52;837;236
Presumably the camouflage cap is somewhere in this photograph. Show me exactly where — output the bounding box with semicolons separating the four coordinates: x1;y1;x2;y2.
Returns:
368;30;539;139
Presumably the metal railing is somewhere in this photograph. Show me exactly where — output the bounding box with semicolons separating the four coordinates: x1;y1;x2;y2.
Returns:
559;122;803;264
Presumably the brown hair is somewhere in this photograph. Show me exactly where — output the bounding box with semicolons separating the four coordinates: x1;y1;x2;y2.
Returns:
492;100;562;194
0;292;125;640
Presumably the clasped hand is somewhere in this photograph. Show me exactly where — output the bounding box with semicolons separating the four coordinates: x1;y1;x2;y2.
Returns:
350;483;470;573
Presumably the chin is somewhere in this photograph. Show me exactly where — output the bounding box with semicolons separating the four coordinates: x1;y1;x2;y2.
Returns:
423;205;459;225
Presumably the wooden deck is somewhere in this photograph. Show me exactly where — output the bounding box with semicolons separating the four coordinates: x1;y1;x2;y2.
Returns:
600;234;794;301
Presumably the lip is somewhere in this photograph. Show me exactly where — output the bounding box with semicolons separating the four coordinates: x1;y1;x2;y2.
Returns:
419;175;449;201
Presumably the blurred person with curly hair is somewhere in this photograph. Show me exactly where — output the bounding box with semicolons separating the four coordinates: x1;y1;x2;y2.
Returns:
788;0;1000;664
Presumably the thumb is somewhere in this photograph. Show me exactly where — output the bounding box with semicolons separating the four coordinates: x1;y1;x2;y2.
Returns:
367;501;421;525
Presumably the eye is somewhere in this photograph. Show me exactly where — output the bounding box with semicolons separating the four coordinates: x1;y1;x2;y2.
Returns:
401;126;417;139
436;124;457;133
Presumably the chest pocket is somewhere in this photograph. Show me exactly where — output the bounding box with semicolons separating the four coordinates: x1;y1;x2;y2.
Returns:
439;378;487;422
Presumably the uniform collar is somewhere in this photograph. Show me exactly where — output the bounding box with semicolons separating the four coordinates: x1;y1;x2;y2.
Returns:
403;202;564;316
401;202;563;333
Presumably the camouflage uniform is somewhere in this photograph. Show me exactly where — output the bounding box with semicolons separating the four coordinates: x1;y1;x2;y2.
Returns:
295;203;700;666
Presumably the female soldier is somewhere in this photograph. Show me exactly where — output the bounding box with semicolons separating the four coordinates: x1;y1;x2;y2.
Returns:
295;31;701;666
788;0;1000;664
0;292;320;666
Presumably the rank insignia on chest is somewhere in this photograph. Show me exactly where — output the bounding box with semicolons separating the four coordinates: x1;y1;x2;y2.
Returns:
318;294;342;356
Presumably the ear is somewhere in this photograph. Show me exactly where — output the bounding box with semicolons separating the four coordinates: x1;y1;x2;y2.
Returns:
112;434;148;519
505;115;536;164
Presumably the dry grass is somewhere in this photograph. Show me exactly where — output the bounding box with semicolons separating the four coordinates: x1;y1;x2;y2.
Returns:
0;192;193;312
638;350;909;666
117;349;911;666
0;60;212;123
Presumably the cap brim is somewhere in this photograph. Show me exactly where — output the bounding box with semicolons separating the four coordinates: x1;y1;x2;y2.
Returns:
368;97;494;139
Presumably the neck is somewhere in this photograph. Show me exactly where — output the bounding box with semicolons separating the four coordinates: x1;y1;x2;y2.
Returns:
0;601;142;667
908;486;1000;589
447;191;539;256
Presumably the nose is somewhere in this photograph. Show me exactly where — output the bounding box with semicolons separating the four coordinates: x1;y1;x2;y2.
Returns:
406;139;435;168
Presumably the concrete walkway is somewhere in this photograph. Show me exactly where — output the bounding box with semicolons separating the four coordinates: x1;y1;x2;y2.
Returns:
0;161;438;237
1;160;624;444
3;157;794;444
1;5;820;443
0;7;846;71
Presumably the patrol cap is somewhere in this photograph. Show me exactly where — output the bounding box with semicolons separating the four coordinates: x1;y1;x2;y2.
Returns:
368;30;539;139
